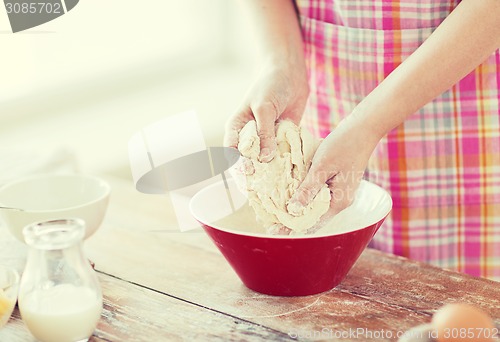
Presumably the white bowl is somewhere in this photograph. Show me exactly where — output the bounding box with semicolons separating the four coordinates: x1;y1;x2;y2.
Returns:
0;174;110;243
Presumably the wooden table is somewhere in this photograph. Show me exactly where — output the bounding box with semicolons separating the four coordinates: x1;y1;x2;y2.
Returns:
0;176;499;341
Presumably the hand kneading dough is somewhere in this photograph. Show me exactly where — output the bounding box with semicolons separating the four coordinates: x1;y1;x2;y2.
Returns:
236;120;331;234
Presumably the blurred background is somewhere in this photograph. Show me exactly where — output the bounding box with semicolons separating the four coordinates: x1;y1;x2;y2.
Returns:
0;0;258;181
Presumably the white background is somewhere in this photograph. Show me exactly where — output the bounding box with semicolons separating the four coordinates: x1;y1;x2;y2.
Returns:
0;0;258;178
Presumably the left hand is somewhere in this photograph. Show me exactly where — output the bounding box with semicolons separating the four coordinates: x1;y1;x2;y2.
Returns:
287;113;382;222
224;62;309;162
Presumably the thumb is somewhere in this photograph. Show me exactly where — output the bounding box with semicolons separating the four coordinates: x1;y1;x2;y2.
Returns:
287;166;331;216
224;107;253;149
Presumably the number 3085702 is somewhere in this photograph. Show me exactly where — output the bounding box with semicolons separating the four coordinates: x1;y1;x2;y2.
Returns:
5;2;62;14
443;327;499;339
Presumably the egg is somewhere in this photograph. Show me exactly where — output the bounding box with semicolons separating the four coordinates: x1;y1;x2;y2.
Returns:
432;303;496;342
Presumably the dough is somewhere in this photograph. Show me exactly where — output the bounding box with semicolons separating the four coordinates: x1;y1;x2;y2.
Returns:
236;120;331;235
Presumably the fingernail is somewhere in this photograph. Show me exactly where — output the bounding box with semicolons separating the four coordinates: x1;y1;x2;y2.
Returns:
287;199;305;216
243;159;255;175
259;148;274;162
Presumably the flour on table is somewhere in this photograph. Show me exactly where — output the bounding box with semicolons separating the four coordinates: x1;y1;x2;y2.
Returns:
234;120;331;235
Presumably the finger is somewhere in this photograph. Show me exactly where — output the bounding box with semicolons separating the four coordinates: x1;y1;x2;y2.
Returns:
327;176;357;214
224;107;253;148
303;178;357;234
239;156;255;176
305;205;340;234
287;166;332;216
267;224;292;236
229;156;254;195
228;156;254;186
252;102;279;162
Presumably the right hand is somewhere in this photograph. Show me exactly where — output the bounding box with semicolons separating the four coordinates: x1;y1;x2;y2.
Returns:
287;111;382;223
224;62;309;162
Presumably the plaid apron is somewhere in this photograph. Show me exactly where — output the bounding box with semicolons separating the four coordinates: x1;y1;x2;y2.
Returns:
296;0;500;280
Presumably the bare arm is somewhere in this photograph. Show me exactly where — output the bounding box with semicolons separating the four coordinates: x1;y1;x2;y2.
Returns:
291;0;500;216
353;0;500;142
241;0;304;67
225;0;308;161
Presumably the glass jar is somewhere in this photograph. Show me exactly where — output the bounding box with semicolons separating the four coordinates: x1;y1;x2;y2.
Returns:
18;219;102;342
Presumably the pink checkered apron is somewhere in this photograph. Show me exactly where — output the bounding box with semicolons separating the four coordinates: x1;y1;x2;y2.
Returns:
296;0;500;280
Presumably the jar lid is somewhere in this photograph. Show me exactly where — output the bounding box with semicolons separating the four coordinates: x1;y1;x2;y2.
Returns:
23;218;85;250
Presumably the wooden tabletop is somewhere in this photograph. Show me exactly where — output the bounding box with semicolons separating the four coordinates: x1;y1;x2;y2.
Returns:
0;175;499;342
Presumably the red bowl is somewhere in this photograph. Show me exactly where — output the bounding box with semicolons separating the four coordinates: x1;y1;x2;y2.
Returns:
190;179;392;296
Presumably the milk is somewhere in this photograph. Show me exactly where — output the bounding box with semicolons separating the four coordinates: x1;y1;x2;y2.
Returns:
19;284;102;342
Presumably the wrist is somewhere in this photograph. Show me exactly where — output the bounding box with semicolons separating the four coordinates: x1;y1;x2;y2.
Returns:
340;110;384;152
262;47;307;74
349;100;394;141
260;51;309;97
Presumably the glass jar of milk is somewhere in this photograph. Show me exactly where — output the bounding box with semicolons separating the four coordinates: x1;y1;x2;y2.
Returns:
18;219;102;342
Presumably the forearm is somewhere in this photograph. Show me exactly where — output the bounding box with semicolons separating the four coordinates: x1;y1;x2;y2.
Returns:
241;0;305;67
353;0;500;140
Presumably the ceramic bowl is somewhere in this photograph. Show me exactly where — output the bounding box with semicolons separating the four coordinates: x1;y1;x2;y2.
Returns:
0;174;110;243
190;179;392;296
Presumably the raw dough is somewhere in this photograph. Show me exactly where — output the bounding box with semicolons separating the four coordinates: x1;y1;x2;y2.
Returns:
235;120;331;234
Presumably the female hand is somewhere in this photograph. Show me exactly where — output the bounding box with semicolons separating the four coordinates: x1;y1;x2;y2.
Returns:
224;62;309;162
288;113;383;221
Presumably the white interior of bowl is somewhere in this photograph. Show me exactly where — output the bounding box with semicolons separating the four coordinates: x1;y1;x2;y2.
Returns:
0;174;110;212
190;178;392;238
314;180;392;237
